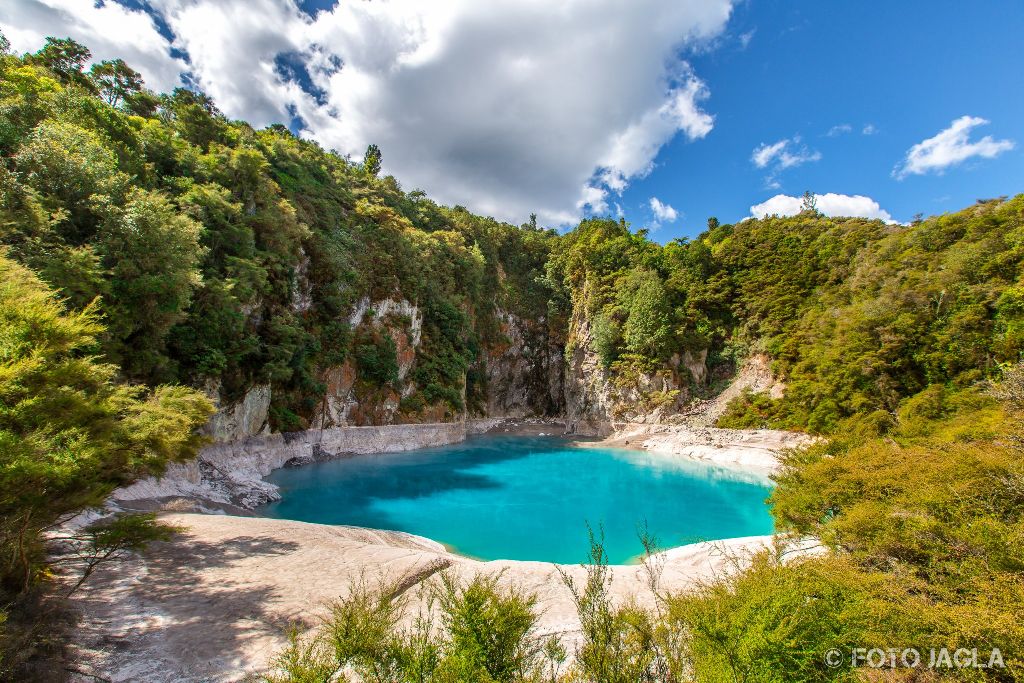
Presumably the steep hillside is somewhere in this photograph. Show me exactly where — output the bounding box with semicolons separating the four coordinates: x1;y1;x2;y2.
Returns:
0;39;565;439
4;37;1024;681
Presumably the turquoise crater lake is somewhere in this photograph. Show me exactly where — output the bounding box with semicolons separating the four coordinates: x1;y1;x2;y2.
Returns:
261;434;775;564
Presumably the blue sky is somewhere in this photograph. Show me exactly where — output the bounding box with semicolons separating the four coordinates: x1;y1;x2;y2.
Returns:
633;0;1024;239
1;0;1021;241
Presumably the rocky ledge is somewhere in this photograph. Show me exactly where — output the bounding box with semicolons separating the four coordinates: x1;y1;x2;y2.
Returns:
113;418;559;511
598;422;815;474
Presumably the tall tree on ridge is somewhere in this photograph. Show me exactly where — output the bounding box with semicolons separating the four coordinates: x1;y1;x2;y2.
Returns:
364;143;382;177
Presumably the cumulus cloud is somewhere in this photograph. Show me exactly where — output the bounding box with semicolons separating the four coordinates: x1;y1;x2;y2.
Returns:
826;123;852;137
894;115;1015;179
1;0;736;226
0;0;186;92
750;192;896;223
649;196;678;224
153;0;306;126
862;123;877;135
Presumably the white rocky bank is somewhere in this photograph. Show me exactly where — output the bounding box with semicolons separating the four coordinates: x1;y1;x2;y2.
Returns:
114;417;508;510
68;513;821;683
598;422;814;474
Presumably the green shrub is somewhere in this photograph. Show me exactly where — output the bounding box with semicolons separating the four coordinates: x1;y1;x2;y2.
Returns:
354;332;400;387
261;573;548;683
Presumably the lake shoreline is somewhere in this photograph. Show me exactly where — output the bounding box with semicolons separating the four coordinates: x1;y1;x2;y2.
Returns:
258;431;776;565
592;421;815;475
70;421;814;681
67;511;818;682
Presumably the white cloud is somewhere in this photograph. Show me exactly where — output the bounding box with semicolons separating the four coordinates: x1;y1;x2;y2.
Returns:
577;185;609;217
751;137;821;170
0;0;734;226
750;136;820;188
750;192;896;224
827;123;852;137
154;0;305;127
751;140;787;168
303;0;734;225
862;123;877;135
894;115;1015;179
593;75;714;198
649;196;678;223
738;29;755;49
0;0;186;92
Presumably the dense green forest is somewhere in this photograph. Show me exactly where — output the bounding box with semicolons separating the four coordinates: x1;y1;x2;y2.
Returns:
1;35;1023;680
0;34;560;432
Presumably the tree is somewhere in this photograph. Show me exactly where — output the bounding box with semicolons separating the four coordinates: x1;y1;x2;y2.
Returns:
89;58;143;108
0;255;212;591
31;37;92;87
591;312;620;368
363;143;382;176
13;119;126;243
99;188;205;381
0;30;10;55
164;88;225;150
800;190;818;214
124;88;161;117
707;216;719;231
618;270;674;360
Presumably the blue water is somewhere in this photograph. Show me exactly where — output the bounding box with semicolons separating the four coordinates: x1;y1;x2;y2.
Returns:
261;435;775;564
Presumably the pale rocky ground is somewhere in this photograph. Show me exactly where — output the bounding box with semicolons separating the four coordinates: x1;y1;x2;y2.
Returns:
597;423;811;474
67;513;812;683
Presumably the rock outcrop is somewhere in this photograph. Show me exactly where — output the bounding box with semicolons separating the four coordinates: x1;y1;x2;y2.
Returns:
311;297;425;427
480;309;564;418
563;308;707;435
114;421;472;510
201;384;272;443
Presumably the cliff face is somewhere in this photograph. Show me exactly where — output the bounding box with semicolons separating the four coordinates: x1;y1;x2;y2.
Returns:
203;299;566;442
480;309;564;418
563;307;709;435
312;297;425;428
201;298;711;442
201;383;272;442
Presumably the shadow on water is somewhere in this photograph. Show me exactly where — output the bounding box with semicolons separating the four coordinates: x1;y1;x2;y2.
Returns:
258;434;776;564
262;434;562;528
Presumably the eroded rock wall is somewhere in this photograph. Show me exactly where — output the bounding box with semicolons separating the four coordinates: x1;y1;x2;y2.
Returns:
562;308;709;435
480;309;564;418
201;384;272;443
311;297;424;428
